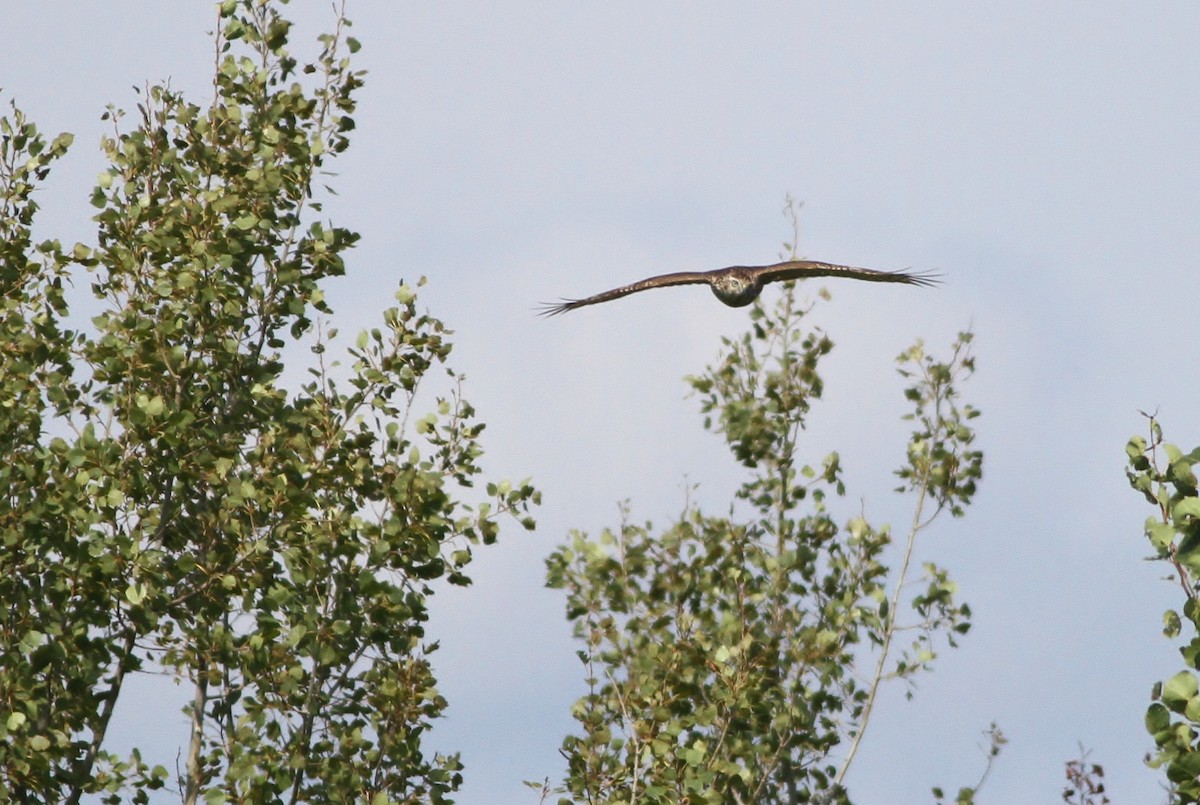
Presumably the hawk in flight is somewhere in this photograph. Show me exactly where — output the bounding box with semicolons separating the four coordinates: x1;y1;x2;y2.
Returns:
539;260;938;316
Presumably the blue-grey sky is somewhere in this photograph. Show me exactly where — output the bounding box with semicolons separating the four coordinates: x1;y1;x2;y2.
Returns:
5;3;1200;803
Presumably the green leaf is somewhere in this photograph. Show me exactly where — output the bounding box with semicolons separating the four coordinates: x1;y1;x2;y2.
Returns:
1167;750;1200;786
1165;609;1183;639
1147;519;1176;550
1147;702;1171;735
1161;671;1198;712
18;630;45;653
1178;534;1200;575
1186;695;1200;723
1175;498;1200;522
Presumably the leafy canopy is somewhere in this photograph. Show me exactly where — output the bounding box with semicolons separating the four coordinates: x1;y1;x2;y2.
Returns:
0;2;537;803
544;257;981;804
1127;417;1200;803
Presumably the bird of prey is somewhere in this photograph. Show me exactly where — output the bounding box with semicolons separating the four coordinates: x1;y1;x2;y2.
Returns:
539;260;939;316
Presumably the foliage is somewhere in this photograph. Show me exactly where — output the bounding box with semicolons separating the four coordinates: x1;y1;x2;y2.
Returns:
545;241;982;803
1126;416;1200;803
1061;745;1109;805
0;2;537;802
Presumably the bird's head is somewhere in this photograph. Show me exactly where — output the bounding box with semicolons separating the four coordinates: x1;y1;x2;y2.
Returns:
710;269;762;307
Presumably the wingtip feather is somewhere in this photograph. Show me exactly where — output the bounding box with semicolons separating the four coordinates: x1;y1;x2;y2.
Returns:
536;299;576;317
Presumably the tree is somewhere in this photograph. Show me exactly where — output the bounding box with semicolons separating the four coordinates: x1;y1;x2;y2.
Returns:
1127;416;1200;802
0;2;537;802
544;206;983;804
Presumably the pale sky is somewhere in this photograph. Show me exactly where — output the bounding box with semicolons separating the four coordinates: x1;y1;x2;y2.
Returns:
4;3;1200;803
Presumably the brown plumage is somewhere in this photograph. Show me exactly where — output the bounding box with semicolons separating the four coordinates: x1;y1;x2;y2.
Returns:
539;260;939;316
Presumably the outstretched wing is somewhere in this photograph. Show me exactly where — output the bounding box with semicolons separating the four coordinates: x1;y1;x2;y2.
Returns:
751;260;941;287
538;271;715;316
